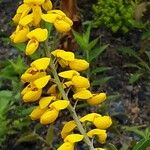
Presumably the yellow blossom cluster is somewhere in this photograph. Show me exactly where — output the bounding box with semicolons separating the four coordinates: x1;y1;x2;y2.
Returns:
10;0;73;55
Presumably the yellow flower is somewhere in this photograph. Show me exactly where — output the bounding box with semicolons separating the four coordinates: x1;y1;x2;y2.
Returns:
40;100;69;124
58;134;83;150
73;89;92;100
30;106;47;120
21;83;42;102
25;28;48;55
87;93;106;106
69;59;89;71
21;57;50;82
61;120;77;139
47;84;57;95
39;96;56;109
42;0;52;11
40;109;59;124
58;70;79;79
93;116;112;129
10;25;29;43
52;49;75;61
80;113;102;123
58;142;74;150
42;10;73;32
87;129;107;144
24;0;45;5
72;76;90;88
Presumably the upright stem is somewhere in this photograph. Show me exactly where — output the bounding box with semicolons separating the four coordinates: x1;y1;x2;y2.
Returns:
44;41;95;150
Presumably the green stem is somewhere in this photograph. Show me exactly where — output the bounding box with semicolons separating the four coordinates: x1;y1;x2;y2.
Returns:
50;62;95;150
44;41;95;150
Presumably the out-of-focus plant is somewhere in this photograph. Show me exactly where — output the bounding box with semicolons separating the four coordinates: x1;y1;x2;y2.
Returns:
118;47;150;84
9;0;113;149
124;126;150;150
92;0;145;33
73;23;112;88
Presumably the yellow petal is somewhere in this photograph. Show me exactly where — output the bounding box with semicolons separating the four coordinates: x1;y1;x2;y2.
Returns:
40;109;59;124
64;134;84;143
58;142;74;150
73;90;92;100
87;93;106;106
54;20;71;33
32;5;42;26
58;70;79;79
50;100;69;111
17;4;30;13
23;88;42;102
58;59;69;68
80;113;102;123
63;81;73;89
19;14;33;26
61;120;76;139
72;76;90;88
21;68;46;82
42;0;53;11
63;17;73;26
52;49;75;61
41;14;58;23
30;106;47;120
47;84;57;95
39;96;56;109
93;116;112;129
12;13;22;24
25;39;39;55
31;57;51;70
87;129;107;144
27;28;48;42
69;59;89;71
33;75;50;89
48;10;66;16
11;26;29;43
24;0;45;5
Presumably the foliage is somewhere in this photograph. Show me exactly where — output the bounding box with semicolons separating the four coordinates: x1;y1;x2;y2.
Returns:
73;23;112;88
92;0;144;32
124;126;150;150
118;47;150;84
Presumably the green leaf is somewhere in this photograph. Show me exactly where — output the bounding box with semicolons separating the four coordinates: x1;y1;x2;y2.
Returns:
45;124;54;145
91;76;112;86
12;42;26;52
145;51;150;62
91;67;111;75
83;24;91;44
133;138;150;150
15;132;41;145
129;73;143;84
123;63;141;69
88;37;99;51
109;143;118;150
72;30;87;50
44;22;53;37
89;44;109;61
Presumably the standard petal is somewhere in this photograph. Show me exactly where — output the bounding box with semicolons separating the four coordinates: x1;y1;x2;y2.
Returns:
30;106;47;120
73;90;92;100
33;75;51;89
31;57;51;70
72;76;90;88
57;142;74;150
61;120;76;139
64;134;84;143
40;109;59;124
25;39;39;55
69;59;89;71
93;116;112;129
19;14;33;26
41;14;58;23
80;113;102;123
87;93;106;106
27;28;48;42
58;70;79;79
50;100;69;111
39;96;56;109
42;0;53;11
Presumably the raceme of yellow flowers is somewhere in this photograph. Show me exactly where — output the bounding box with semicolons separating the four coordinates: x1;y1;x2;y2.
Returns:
11;0;112;150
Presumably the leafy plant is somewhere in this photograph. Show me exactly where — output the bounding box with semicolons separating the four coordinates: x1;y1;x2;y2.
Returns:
124;126;150;150
92;0;144;32
73;23;112;88
118;47;150;84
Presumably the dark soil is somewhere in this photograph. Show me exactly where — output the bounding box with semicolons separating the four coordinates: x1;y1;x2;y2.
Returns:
0;0;150;150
